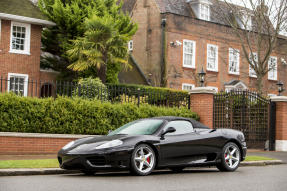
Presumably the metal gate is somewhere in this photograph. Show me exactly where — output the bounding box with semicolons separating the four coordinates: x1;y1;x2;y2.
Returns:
213;90;272;149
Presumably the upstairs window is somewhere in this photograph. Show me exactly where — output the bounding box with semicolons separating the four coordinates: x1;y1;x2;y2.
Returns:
10;22;31;55
182;83;195;92
7;73;29;96
241;14;252;30
207;44;218;72
183;40;196;68
229;48;240;75
200;4;210;21
249;53;258;78
268;56;277;81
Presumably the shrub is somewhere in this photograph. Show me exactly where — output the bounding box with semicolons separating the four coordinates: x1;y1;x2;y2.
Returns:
73;77;108;100
0;93;199;135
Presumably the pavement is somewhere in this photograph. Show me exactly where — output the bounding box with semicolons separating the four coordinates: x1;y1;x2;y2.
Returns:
1;165;287;191
0;150;286;176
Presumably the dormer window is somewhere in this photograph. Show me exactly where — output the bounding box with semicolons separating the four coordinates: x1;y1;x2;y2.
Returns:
240;12;252;30
199;3;210;21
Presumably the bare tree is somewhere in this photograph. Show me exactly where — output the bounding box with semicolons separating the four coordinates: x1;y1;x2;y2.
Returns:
213;0;287;93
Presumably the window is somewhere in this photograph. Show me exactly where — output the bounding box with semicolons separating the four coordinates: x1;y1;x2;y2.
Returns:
183;40;196;68
163;120;194;136
241;14;252;30
128;40;133;51
207;44;218;72
268;56;277;81
7;73;29;96
10;22;31;54
200;4;210;21
249;53;257;78
182;83;195;91
229;48;240;75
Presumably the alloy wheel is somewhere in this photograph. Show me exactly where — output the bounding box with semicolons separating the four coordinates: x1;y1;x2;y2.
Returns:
133;146;155;174
224;145;240;169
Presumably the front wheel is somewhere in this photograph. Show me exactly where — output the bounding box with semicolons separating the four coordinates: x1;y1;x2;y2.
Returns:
130;144;156;176
216;142;241;172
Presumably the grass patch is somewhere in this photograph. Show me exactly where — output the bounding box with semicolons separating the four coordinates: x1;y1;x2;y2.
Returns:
0;156;277;169
245;156;276;161
0;159;59;169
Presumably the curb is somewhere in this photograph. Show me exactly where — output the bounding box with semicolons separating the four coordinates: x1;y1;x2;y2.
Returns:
0;168;80;176
0;160;284;176
240;160;284;166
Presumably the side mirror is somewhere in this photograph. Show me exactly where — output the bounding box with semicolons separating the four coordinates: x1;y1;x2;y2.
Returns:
161;127;176;139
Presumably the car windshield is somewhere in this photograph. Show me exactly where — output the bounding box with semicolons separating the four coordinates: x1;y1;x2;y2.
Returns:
108;119;164;136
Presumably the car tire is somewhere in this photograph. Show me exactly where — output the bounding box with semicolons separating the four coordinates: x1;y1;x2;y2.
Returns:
81;170;96;175
169;167;185;173
216;142;241;172
130;144;156;176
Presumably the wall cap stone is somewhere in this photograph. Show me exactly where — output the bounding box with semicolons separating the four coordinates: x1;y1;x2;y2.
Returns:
270;96;287;102
0;132;101;139
189;87;217;94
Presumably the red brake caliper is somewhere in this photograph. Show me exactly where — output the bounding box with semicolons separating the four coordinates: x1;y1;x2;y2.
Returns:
147;156;150;163
225;154;228;163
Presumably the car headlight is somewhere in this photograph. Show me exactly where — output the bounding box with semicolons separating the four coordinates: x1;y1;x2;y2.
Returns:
62;141;75;150
95;140;123;150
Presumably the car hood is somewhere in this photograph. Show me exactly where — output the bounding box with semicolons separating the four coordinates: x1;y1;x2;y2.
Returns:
61;134;140;154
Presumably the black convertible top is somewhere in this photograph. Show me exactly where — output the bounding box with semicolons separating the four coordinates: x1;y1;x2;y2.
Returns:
152;116;210;129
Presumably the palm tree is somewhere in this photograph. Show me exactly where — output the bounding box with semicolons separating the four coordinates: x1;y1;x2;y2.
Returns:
67;13;137;83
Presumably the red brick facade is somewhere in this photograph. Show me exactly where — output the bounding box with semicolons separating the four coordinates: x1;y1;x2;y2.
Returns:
129;0;287;95
0;19;42;80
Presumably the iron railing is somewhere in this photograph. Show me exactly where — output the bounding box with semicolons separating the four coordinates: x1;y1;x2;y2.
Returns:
0;77;190;108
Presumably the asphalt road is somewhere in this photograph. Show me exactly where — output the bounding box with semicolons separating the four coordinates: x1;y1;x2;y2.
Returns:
1;165;287;191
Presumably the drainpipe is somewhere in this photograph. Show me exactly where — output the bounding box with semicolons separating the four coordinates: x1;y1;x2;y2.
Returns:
160;17;167;87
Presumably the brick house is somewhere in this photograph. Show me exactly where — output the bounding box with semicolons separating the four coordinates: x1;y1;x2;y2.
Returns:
123;0;287;95
0;0;56;96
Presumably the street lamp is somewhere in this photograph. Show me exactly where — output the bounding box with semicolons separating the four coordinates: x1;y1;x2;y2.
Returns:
198;67;206;87
276;81;284;96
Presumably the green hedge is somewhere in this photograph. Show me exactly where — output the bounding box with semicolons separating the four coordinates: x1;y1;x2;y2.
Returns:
0;93;198;135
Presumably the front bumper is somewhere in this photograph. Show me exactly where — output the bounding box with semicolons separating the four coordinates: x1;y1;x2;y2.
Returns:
58;148;133;171
241;141;247;161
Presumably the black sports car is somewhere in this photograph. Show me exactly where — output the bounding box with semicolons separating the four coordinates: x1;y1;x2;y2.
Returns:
58;116;247;176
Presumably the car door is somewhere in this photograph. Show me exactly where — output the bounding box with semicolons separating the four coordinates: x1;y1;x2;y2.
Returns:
158;120;198;166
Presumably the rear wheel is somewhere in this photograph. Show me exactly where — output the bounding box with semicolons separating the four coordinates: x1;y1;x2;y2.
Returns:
130;144;156;176
216;142;241;172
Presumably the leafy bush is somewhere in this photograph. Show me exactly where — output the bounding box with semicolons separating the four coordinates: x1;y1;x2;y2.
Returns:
73;77;108;100
0;93;198;135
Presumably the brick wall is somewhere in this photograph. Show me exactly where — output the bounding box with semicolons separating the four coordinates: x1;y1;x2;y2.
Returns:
0;19;42;80
190;89;215;128
274;101;287;141
0;133;92;155
129;0;163;86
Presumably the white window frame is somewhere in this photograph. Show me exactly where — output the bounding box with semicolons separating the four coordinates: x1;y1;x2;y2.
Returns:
9;21;31;55
206;44;218;72
182;83;195;92
183;39;196;68
128;40;133;51
241;14;252;30
228;48;240;75
199;3;210;21
7;73;29;96
268;56;278;81
249;52;257;78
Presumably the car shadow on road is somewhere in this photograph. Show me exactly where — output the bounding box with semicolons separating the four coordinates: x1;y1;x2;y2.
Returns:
62;168;219;177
